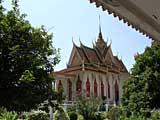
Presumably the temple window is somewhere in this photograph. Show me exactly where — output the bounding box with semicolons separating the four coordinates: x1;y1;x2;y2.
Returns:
86;78;90;97
108;82;110;98
94;79;98;97
101;80;104;97
115;80;119;103
76;75;82;96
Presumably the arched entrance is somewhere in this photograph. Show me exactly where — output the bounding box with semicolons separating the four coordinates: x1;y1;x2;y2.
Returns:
76;75;82;96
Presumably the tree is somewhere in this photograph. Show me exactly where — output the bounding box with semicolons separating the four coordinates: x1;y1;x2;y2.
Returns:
122;41;160;114
0;0;60;111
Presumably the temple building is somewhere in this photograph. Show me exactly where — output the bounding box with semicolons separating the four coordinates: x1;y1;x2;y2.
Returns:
54;27;129;106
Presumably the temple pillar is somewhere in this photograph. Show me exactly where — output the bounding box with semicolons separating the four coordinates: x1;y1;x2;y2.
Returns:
89;73;94;96
96;74;100;97
102;75;107;97
108;75;114;102
63;79;68;101
72;78;76;101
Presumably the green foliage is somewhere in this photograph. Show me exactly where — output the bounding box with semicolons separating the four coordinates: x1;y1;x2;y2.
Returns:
69;111;78;120
0;0;60;111
122;41;160;114
19;70;35;83
0;107;7;114
54;107;69;120
39;88;65;113
77;115;84;120
27;110;49;120
94;112;106;120
119;115;145;120
106;111;111;119
75;96;101;120
108;106;123;120
151;111;160;120
0;112;18;120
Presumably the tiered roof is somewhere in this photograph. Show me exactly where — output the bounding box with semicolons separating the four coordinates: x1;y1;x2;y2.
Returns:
55;29;128;77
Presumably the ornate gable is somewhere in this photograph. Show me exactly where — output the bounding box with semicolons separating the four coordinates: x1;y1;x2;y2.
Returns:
70;51;82;66
103;45;115;64
68;44;83;67
80;43;101;64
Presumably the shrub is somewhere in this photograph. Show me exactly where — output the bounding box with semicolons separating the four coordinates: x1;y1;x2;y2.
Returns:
27;110;49;120
18;113;28;119
151;111;160;120
0;107;7;114
0;112;18;120
54;107;69;120
109;106;123;120
119;115;145;120
106;111;111;119
94;112;106;120
76;96;101;120
69;111;78;120
77;114;84;120
140;109;151;118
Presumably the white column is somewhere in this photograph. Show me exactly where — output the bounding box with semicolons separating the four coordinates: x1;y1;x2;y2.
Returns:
96;74;100;97
88;73;92;96
55;80;58;91
72;78;76;101
102;75;107;97
109;75;114;102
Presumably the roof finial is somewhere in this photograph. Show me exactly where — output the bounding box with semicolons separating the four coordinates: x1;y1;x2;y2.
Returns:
79;37;83;46
99;15;101;33
109;39;112;46
92;40;95;48
72;37;76;46
98;15;103;39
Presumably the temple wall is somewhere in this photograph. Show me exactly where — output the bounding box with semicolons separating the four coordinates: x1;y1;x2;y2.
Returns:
54;71;128;105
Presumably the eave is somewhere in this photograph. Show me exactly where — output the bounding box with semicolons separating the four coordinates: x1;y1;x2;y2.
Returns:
89;0;160;41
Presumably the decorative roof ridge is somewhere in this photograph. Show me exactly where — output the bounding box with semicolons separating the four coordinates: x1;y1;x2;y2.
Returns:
79;44;91;63
93;46;103;63
102;43;109;55
92;41;96;48
80;42;94;51
113;55;128;73
72;38;77;47
80;43;103;63
55;65;82;73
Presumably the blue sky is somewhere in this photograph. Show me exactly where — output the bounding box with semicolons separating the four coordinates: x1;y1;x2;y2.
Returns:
3;0;151;71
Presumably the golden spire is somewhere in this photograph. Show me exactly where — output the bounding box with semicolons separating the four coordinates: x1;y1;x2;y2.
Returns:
98;15;103;39
96;15;106;49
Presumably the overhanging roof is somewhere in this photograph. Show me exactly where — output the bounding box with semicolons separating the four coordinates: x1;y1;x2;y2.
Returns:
89;0;160;41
